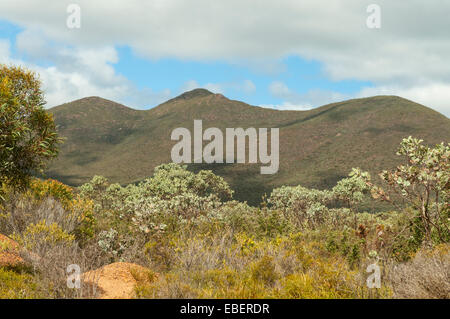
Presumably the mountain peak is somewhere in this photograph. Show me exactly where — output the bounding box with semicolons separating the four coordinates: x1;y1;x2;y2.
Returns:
72;96;115;104
49;93;450;205
49;96;135;114
174;88;215;100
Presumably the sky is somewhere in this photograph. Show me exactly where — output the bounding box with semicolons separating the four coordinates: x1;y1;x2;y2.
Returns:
0;0;449;116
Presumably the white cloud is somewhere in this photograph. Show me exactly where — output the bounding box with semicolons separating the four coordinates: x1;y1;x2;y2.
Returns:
203;83;224;94
242;80;256;94
357;83;450;117
181;80;201;92
0;39;11;59
269;81;349;110
261;102;313;111
34;46;170;109
0;31;171;109
268;81;450;116
0;1;449;114
181;79;256;95
180;80;223;94
269;81;291;97
2;0;448;82
15;28;50;59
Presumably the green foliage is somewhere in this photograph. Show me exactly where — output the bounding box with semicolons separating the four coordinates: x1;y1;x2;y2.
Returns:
325;230;363;267
0;65;61;191
1;133;448;299
136;228;394;299
268;185;332;211
250;255;278;286
255;209;292;237
267;185;333;227
139;163;233;201
12;220;75;250
332;168;371;208
79;164;234;242
378;137;449;244
79;175;109;209
48;91;450;207
0;178;96;245
0;268;46;299
97;228;125;260
29;179;74;205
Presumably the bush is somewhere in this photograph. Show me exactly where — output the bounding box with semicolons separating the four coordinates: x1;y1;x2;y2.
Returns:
375;137;449;245
1;136;446;299
388;244;450;298
0;268;46;299
12;220;75;252
250;255;278;286
0;179;96;243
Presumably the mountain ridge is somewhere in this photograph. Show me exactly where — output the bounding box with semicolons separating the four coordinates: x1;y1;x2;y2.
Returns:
46;90;450;206
49;91;449;120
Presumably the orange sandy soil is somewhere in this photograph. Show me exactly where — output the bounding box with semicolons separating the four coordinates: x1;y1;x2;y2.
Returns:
82;262;155;299
0;233;25;267
1;233;154;299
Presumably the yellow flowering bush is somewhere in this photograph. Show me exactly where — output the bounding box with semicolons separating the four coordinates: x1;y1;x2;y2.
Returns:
12;220;75;251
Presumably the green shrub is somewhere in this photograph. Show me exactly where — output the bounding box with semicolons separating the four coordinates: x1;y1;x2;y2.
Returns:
0;268;46;299
250;255;278;286
12;220;75;251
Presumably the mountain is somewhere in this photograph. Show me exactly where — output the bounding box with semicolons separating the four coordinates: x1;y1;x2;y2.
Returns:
47;89;450;206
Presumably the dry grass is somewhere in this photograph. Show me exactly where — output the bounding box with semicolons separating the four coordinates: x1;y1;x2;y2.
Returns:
1;192;109;298
388;244;450;299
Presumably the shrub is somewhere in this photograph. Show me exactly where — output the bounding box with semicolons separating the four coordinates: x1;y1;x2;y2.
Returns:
388;244;450;299
29;179;74;206
250;255;278;286
332;168;371;210
374;137;449;245
0;179;96;243
0;268;46;299
12;220;75;254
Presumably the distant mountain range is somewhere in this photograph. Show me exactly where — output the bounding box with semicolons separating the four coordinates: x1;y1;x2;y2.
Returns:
47;89;450;205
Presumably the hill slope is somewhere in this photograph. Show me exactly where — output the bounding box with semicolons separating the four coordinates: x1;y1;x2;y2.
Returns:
46;89;450;205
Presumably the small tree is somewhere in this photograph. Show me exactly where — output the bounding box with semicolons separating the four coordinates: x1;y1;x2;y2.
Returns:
332;168;371;229
0;65;60;193
378;137;449;244
139;163;233;201
268;184;332;227
332;168;371;210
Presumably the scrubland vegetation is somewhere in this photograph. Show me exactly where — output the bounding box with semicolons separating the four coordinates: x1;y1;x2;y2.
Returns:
1;137;448;299
0;65;448;299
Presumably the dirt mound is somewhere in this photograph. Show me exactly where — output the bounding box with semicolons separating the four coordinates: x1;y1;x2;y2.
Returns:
82;262;155;299
0;234;25;267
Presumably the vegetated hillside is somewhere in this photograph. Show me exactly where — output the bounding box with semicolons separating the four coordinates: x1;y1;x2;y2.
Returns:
47;89;450;205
